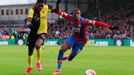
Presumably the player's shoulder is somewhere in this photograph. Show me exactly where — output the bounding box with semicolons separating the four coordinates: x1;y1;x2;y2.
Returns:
31;6;36;10
28;7;35;12
43;4;53;9
80;17;88;21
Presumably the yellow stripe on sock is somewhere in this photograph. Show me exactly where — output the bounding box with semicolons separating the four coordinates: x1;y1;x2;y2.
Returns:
37;49;41;63
28;55;33;67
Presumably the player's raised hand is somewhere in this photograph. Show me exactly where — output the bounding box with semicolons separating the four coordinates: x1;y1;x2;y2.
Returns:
54;0;61;12
56;0;61;5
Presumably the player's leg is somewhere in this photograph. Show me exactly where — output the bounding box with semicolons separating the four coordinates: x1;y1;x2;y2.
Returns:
25;34;36;74
35;38;43;63
68;42;85;61
25;45;35;74
35;38;43;71
57;42;70;69
53;42;70;75
28;47;35;68
35;34;47;71
53;36;75;75
57;36;75;70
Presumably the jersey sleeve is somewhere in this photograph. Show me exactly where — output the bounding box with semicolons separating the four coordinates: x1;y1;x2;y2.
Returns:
47;4;52;13
28;8;34;18
56;11;73;20
83;19;110;28
48;8;52;13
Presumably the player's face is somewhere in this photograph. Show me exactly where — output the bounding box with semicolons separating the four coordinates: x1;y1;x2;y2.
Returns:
36;3;44;11
73;10;81;21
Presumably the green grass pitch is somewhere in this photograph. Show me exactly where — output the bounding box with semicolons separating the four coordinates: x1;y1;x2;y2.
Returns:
0;45;134;75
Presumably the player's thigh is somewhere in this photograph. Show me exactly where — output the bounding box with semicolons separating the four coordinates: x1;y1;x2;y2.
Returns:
27;34;37;52
36;34;47;45
61;36;75;51
61;42;71;51
28;35;37;47
35;38;43;45
65;36;75;47
72;42;85;55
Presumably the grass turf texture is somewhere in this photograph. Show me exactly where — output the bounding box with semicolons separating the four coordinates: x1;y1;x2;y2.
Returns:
0;45;134;75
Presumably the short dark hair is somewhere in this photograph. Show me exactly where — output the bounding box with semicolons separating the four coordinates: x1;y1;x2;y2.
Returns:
36;0;46;3
73;8;80;13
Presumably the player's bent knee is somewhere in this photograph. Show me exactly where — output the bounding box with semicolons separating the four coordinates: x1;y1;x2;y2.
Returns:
35;43;41;49
68;59;73;61
68;53;76;61
28;49;34;56
68;58;74;61
28;52;33;56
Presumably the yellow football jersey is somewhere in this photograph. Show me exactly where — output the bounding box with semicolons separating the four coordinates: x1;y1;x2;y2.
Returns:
28;5;51;34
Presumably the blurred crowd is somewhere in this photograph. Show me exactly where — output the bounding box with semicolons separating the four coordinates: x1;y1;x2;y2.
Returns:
0;28;28;40
0;1;134;40
47;19;71;39
47;1;134;39
46;16;134;39
0;9;133;40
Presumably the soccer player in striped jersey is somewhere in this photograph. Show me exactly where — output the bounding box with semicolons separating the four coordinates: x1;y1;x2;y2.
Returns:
53;8;115;74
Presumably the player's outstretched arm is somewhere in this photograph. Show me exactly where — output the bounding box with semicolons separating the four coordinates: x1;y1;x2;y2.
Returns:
84;20;118;30
56;0;61;6
93;21;118;30
84;20;110;28
92;21;110;28
56;11;73;20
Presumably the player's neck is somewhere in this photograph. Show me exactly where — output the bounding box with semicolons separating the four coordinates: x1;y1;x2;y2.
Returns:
74;19;80;22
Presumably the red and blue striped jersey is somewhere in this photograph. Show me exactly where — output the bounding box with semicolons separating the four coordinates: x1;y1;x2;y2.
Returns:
56;11;110;44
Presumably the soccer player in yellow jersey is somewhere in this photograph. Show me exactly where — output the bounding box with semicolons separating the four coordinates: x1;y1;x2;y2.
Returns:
25;0;60;74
